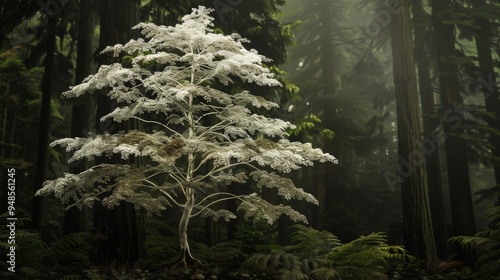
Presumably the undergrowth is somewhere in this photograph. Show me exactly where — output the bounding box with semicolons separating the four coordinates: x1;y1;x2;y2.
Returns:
450;205;500;278
243;224;415;280
0;212;92;279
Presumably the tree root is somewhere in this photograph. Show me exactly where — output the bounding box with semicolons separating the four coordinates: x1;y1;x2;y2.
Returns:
165;250;208;276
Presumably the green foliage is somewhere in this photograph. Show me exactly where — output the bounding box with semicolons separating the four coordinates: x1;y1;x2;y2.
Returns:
0;213;91;279
450;206;500;277
144;215;248;266
235;219;279;251
142;216;180;260
196;240;247;265
243;225;414;280
288;113;335;142
291;224;341;257
327;232;413;279
0;49;43;170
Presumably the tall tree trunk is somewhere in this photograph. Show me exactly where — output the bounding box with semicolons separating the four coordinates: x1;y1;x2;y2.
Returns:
92;0;140;264
314;0;336;228
411;0;449;260
431;0;476;237
64;0;97;235
32;16;57;231
473;0;500;196
390;0;437;267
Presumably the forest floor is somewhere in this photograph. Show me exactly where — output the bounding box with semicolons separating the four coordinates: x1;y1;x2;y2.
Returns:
79;260;499;280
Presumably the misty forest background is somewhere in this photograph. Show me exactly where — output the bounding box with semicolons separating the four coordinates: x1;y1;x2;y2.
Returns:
1;0;500;279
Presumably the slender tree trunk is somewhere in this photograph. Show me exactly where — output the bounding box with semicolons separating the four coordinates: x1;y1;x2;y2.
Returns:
431;0;476;237
177;198;196;264
32;16;57;231
64;0;97;235
390;0;437;267
473;0;500;195
411;0;449;260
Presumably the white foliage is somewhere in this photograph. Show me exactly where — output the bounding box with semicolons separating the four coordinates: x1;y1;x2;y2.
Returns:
37;6;337;227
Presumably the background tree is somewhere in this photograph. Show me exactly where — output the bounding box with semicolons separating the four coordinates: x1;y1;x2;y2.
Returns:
64;0;97;235
36;6;337;266
32;15;57;231
471;0;500;202
390;0;437;266
283;0;398;242
92;0;142;264
431;0;476;237
411;0;448;259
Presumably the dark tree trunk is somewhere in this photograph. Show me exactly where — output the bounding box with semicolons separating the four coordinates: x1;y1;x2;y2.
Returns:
91;0;141;264
64;0;97;235
431;0;476;237
32;16;57;231
313;0;336;228
473;0;500;195
411;0;449;260
390;0;437;267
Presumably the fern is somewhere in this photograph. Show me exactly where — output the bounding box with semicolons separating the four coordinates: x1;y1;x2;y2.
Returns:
143;234;179;259
291;224;341;257
195;240;247;264
275;268;312;280
243;226;414;280
309;266;339;280
0;212;91;279
48;232;92;263
450;205;500;277
142;215;180;260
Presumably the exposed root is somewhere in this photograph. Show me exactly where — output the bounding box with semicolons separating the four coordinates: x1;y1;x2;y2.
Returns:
165;250;207;276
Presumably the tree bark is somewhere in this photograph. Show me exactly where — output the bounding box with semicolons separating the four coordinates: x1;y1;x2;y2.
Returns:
431;0;476;237
390;0;437;266
313;0;336;228
473;0;500;195
411;0;449;260
32;16;57;231
92;0;141;264
64;0;97;235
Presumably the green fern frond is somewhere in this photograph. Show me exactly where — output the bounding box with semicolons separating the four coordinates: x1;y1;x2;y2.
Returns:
144;234;179;258
475;229;500;239
485;206;500;224
276;268;311;280
48;232;91;263
449;206;500;276
450;235;499;253
194;240;246;262
0;213;91;278
327;232;413;278
310;266;339;280
18;266;40;278
244;226;412;280
290;224;341;257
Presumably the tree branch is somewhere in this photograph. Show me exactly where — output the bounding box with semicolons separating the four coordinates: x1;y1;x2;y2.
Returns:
191;192;247;218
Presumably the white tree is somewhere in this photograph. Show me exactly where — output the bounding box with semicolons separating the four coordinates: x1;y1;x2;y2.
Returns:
36;6;337;265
